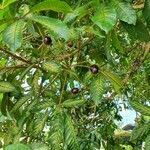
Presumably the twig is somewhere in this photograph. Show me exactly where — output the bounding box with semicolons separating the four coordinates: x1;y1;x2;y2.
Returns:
0;48;32;64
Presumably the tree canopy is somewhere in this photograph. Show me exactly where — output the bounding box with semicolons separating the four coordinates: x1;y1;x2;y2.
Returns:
0;0;150;149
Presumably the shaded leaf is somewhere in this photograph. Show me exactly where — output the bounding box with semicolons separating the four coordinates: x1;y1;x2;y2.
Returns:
91;6;117;33
62;99;85;107
31;0;72;13
0;81;15;93
115;2;137;25
64;113;79;150
101;69;122;92
122;21;150;42
90;75;104;105
130;101;150;116
30;15;71;40
131;122;150;141
143;0;150;22
3;20;25;51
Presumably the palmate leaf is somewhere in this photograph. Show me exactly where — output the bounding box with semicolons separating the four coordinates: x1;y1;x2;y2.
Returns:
30;15;71;40
0;81;15;93
5;143;31;150
145;135;150;150
90;75;104;105
3;20;26;51
130;101;150;116
115;2;137;25
62;99;85;107
91;6;117;33
130;122;150;141
31;0;72;13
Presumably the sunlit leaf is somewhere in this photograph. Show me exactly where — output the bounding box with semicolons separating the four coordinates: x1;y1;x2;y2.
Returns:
42;61;62;73
130;101;150;116
31;0;72;13
3;20;26;51
91;6;117;33
2;0;17;9
5;143;31;150
62;99;85;107
0;82;15;93
30;15;71;40
115;2;137;25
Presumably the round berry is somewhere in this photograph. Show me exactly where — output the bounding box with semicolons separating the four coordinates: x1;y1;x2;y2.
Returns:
71;88;79;94
90;64;99;74
67;41;73;48
43;36;52;45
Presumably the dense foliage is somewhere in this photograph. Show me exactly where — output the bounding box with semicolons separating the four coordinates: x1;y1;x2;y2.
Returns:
0;0;150;149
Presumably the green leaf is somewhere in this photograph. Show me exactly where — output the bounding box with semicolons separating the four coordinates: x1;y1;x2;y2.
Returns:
2;0;17;9
62;99;85;107
64;113;79;150
11;95;31;113
111;30;124;53
3;20;26;51
0;93;3;103
33;99;55;112
143;0;150;22
32;70;42;94
29;143;49;150
101;69;122;92
42;61;61;73
32;112;48;136
122;21;150;42
31;0;72;13
131;122;150;141
0;82;15;93
90;75;104;105
91;6;117;33
5;143;31;150
130;101;150;116
145;135;150;150
30;15;70;40
64;4;88;23
115;2;136;25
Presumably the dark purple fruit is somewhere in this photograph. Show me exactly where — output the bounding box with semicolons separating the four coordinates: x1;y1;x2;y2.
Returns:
71;88;79;94
43;36;52;45
90;64;99;74
67;41;73;48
